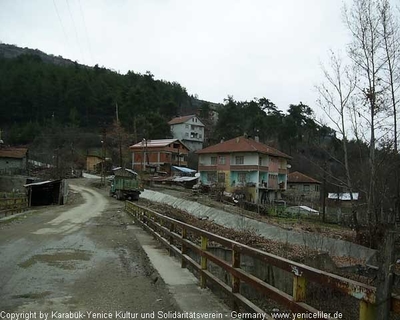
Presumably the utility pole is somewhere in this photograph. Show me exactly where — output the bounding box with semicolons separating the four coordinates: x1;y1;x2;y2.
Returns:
101;127;106;186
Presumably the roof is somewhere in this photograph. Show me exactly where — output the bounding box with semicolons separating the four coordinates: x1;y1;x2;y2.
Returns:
168;115;196;125
196;136;291;159
172;166;196;173
288;171;321;184
328;193;359;201
112;167;137;175
0;147;28;159
24;180;61;187
129;139;189;150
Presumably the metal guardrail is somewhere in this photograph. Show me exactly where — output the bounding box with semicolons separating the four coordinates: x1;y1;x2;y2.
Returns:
125;201;400;320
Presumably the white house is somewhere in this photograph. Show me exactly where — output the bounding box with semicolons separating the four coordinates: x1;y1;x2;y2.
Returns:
168;115;205;151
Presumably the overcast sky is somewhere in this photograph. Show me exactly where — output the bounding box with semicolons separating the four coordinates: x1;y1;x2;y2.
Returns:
0;0;352;116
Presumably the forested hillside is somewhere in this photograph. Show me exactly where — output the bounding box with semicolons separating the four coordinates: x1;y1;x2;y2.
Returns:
0;46;194;144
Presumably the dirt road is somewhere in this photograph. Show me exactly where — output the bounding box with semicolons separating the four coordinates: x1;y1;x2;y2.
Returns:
0;179;178;315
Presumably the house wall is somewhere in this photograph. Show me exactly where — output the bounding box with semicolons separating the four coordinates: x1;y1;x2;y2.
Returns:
0;157;25;170
286;183;320;201
181;140;203;151
86;156;102;172
131;144;189;173
170;117;205;151
199;152;288;203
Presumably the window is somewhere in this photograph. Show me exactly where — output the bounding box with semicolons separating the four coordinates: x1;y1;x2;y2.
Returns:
199;134;202;139
235;156;244;165
218;172;225;183
315;185;319;192
238;172;246;183
259;157;262;166
191;125;195;130
303;185;310;192
185;124;189;129
218;156;225;165
211;156;217;165
185;132;189;137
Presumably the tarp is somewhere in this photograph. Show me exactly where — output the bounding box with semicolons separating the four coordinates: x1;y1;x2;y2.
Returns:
172;166;196;173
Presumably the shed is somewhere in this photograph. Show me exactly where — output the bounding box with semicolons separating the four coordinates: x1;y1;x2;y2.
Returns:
24;180;68;206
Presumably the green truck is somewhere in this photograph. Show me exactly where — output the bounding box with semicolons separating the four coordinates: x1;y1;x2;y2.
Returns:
109;167;143;201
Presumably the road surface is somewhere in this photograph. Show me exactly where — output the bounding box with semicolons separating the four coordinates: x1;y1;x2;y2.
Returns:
0;180;178;315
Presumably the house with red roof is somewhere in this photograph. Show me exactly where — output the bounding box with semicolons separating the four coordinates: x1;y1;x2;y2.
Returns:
168;115;205;151
286;171;321;202
196;136;291;204
0;146;28;174
129;139;190;174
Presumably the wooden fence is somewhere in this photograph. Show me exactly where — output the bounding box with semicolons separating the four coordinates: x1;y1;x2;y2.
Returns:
0;194;28;217
125;201;400;320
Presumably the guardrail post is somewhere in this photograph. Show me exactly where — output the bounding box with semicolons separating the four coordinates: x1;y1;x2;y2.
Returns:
359;300;376;320
200;235;208;288
181;228;187;268
169;223;175;256
293;274;306;302
232;246;241;311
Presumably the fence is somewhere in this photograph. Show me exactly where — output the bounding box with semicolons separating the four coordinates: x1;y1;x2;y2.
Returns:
125;201;400;320
0;193;28;217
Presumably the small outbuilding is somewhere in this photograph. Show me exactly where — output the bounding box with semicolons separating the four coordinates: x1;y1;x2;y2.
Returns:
24;180;68;206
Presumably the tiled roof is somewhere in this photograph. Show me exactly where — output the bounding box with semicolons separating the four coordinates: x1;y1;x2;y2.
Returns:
168;115;195;125
129;139;189;150
196;136;291;159
0;147;28;159
288;171;321;184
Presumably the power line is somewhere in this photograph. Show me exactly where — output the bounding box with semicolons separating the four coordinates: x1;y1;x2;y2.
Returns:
52;0;70;51
77;0;94;65
65;0;85;64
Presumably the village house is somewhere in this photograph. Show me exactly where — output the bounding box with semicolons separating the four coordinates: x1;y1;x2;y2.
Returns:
129;138;190;175
286;171;321;202
196;136;291;203
0;146;28;174
168;115;205;151
86;154;103;172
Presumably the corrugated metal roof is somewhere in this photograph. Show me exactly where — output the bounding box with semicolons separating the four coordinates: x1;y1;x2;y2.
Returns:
288;171;321;184
24;180;55;187
129;139;189;151
196;136;291;159
112;167;138;175
0;147;28;159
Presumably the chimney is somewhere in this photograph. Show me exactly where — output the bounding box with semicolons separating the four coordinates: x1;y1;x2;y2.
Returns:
220;138;224;143
255;136;259;142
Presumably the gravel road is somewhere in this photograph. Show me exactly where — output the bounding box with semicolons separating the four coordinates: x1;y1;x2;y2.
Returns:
0;179;178;316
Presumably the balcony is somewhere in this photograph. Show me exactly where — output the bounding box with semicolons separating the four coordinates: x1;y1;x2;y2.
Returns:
198;164;217;171
230;165;269;172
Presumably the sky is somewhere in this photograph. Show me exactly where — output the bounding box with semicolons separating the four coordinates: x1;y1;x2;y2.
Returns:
0;0;352;116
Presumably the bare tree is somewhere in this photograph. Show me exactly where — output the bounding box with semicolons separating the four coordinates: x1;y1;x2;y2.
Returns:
379;0;400;152
344;0;387;225
344;1;398;318
316;51;359;229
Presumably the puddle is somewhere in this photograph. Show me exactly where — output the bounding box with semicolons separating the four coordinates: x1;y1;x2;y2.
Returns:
19;250;92;270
